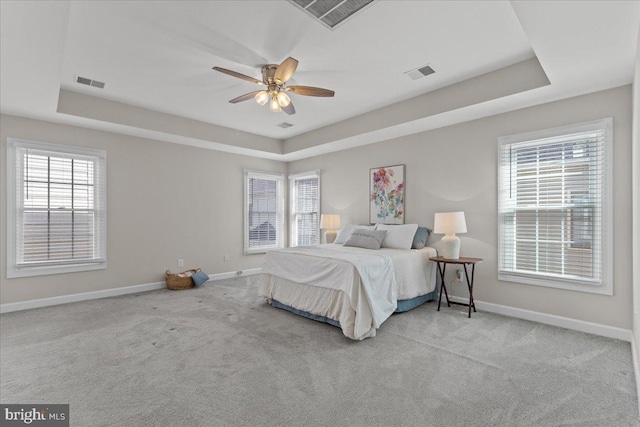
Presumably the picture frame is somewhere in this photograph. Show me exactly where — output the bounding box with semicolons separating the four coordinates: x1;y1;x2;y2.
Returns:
369;164;405;224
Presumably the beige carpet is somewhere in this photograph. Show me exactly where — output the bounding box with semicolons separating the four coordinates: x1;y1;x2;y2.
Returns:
1;275;637;426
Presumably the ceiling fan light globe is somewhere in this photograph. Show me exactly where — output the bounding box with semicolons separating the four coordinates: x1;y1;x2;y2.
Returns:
269;98;281;112
276;91;291;107
255;90;269;106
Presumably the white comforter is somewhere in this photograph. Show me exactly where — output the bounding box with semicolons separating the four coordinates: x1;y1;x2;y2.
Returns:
260;244;437;340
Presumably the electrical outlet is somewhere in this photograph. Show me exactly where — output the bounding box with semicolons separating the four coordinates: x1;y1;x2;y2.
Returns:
177;259;184;268
456;269;463;284
224;255;229;262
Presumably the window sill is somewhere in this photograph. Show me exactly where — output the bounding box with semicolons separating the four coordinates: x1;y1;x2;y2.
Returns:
244;247;284;255
7;262;107;279
498;272;612;295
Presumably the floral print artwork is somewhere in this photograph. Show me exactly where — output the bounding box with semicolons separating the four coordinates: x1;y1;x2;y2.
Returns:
370;165;405;224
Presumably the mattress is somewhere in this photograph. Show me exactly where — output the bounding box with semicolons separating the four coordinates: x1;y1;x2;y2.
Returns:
383;246;437;299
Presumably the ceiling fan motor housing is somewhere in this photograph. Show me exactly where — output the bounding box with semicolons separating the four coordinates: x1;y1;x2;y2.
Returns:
261;64;279;85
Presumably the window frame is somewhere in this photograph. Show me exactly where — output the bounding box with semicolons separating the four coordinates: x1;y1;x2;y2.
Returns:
243;170;285;254
6;138;107;278
497;118;613;295
289;170;321;247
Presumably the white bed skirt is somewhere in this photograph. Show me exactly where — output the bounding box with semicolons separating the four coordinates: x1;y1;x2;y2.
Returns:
260;273;373;340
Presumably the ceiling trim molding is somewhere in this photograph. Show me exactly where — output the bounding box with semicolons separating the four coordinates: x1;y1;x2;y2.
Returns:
52;57;550;162
283;57;549;154
56;89;283;155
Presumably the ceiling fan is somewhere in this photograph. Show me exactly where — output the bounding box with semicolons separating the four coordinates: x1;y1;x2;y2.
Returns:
213;57;335;115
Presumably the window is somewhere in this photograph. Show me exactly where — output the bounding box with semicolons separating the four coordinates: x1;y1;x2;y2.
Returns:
7;139;107;278
498;118;612;295
289;170;320;247
244;170;285;254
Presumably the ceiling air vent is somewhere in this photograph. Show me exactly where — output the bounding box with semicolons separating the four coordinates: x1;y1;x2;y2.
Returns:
277;122;294;129
289;0;376;30
75;75;106;89
404;65;436;81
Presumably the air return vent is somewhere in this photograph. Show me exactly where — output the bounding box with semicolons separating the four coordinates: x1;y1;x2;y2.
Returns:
289;0;376;30
404;65;436;81
277;122;294;128
75;75;106;89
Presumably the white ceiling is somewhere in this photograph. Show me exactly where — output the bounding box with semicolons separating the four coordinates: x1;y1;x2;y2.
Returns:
1;1;639;161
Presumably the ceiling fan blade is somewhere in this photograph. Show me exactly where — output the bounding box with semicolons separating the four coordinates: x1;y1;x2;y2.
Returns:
286;86;335;97
274;57;298;85
282;101;296;115
229;91;261;104
213;66;264;85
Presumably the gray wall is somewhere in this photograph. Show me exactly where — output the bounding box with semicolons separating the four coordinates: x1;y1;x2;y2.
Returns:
289;86;634;330
1;84;635;331
0;114;286;304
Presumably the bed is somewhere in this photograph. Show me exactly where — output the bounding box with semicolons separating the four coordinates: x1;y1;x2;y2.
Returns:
259;243;438;340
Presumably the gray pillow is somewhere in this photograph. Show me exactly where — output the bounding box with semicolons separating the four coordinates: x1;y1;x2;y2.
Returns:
412;226;432;249
344;229;387;250
334;224;375;244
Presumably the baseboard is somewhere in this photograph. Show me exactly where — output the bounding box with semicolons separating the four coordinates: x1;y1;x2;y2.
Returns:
0;281;165;314
207;268;262;281
632;336;640;418
447;295;633;342
0;267;263;314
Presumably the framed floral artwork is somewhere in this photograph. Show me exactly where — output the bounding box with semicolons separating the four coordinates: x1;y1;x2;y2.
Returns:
369;164;405;224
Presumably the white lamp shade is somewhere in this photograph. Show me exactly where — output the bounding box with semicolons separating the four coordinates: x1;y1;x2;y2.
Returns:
434;211;467;234
320;214;341;230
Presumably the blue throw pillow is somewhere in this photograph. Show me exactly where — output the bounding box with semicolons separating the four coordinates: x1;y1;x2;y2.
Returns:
411;226;432;249
192;270;209;288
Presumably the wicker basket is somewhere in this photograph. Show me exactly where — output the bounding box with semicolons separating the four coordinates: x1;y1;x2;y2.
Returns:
165;269;198;290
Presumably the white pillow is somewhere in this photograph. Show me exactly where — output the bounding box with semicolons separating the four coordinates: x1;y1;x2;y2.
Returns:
375;224;419;250
334;224;375;244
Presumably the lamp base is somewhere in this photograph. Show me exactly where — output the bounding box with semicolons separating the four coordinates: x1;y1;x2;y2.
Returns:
324;230;337;244
440;234;461;259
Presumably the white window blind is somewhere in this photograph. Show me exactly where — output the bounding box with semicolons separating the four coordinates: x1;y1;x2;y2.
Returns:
7;139;107;278
498;119;612;294
244;170;285;254
289;170;320;247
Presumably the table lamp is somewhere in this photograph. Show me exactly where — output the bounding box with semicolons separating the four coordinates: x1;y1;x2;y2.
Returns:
434;211;467;259
320;214;341;244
